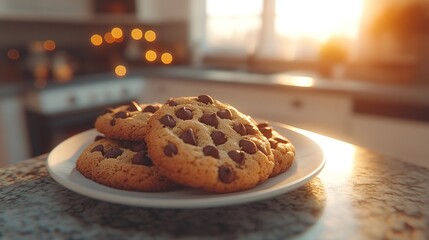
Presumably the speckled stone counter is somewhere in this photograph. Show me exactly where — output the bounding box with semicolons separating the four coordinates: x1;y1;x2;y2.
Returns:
1;132;428;240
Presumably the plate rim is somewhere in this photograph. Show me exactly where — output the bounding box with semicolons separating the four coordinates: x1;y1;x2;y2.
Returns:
47;123;326;209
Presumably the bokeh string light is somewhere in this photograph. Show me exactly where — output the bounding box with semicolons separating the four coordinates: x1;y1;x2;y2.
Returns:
131;28;143;40
114;65;127;77
7;49;20;60
43;40;56;51
161;52;173;64
89;27;174;77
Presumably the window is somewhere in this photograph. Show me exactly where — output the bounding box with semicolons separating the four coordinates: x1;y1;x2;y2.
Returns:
204;0;363;62
205;0;263;55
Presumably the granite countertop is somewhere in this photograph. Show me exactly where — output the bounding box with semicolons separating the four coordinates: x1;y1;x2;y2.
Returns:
1;129;428;239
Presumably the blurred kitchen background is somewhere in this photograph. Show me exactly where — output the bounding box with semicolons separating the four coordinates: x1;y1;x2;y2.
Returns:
0;0;428;167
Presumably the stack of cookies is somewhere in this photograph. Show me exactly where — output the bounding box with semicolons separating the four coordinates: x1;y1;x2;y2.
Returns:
76;95;295;193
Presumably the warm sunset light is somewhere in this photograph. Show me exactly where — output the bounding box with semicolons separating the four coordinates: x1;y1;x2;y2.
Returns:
43;40;56;51
276;0;363;41
145;50;157;62
104;32;115;44
111;27;123;39
289;125;356;180
90;34;103;46
114;65;127;77
131;28;143;40
144;30;156;42
7;49;20;60
274;75;314;87
161;52;173;64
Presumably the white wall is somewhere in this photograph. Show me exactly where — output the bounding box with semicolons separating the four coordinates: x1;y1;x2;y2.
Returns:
0;0;91;19
136;0;190;23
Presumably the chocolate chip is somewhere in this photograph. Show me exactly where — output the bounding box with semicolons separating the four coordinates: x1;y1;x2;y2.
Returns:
244;125;258;135
259;126;273;138
143;105;160;113
159;114;176;128
211;131;227;145
274;137;289;144
257;122;270;129
120;140;133;149
110;119;116;126
91;144;104;154
217;109;233;119
164;143;178;157
94;135;105;141
175;107;193;120
131;141;147;152
166;99;178;106
179;128;197;146
200;113;218;127
113;111;130;119
203;145;219;159
228;150;245;164
257;145;269;156
269;139;278;149
239;139;257;154
127;101;142;112
218;165;235;183
132;151;152;166
232;123;247;136
104;148;123;158
197;94;214;104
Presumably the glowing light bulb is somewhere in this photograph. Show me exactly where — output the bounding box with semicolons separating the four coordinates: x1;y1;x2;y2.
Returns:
131;28;143;40
111;27;123;39
161;53;173;64
115;65;127;77
144;30;156;42
90;34;103;46
145;50;157;62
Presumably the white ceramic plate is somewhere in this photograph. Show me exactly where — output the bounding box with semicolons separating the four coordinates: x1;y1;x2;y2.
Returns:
47;122;325;209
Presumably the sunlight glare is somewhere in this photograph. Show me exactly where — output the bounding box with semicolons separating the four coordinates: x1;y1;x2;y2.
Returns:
274;75;314;87
291;126;356;181
276;0;363;41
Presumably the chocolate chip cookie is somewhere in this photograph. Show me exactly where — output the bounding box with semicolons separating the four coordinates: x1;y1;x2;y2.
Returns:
256;122;295;177
145;95;275;193
95;101;161;141
76;136;177;192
